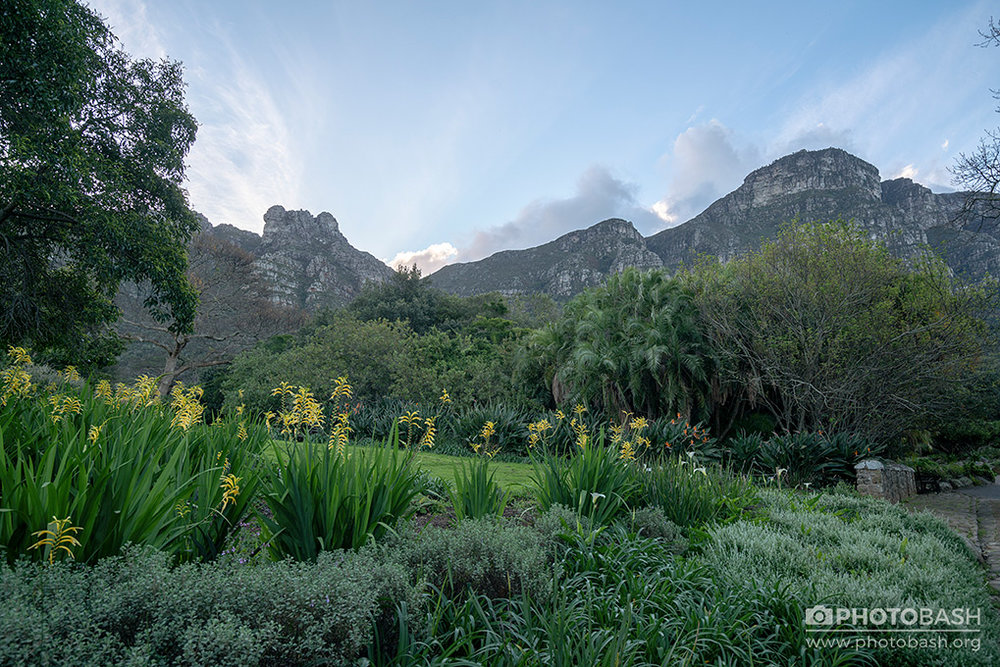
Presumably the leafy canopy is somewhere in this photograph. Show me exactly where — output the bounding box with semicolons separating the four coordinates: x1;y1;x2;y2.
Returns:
686;220;992;443
0;0;199;368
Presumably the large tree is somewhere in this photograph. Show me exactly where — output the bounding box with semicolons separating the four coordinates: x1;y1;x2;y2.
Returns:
686;221;990;443
115;231;308;396
0;0;199;368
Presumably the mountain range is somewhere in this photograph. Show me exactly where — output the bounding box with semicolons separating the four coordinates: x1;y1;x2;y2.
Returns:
116;147;996;383
429;148;996;298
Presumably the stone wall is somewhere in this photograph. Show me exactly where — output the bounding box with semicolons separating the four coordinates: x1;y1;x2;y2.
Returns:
855;460;916;503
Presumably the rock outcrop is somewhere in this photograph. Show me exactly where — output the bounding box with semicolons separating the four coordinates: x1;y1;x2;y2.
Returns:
429;218;663;299
251;206;395;310
429;148;997;301
644;148;984;273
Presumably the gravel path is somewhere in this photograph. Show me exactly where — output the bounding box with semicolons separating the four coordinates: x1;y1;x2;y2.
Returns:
906;485;1000;595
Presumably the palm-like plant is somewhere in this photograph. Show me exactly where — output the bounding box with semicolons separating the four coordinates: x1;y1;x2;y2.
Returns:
528;268;714;421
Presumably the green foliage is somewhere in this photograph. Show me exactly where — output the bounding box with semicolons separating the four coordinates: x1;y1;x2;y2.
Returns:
261;433;423;560
931;418;1000;455
448;458;510;521
707;489;1000;665
723;430;884;487
626;506;688;552
531;438;639;526
391;518;551;600
0;545;415;666
0;0;200;367
222;310;531;417
527;267;715;420
348;264;508;335
686;220;993;443
449;402;534;456
0;380;268;565
637;458;758;530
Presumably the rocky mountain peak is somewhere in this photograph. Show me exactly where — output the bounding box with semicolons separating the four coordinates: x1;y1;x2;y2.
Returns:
742;147;882;208
260;205;343;248
429;217;661;299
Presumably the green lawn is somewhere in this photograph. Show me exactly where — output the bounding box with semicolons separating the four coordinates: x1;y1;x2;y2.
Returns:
270;439;536;495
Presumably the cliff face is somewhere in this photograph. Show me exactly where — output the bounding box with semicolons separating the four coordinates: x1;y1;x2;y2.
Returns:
430;148;996;298
238;206;394;310
643;148;991;274
429;218;663;299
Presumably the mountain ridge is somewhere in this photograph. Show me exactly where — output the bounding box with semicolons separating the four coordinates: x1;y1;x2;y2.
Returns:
429;147;997;297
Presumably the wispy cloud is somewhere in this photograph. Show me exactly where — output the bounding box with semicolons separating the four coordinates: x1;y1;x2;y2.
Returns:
386;243;459;274
773;4;987;174
89;0;301;232
88;0;166;59
184;49;302;231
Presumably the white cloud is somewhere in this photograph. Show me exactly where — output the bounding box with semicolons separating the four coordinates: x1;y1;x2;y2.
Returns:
88;0;300;232
460;166;661;261
184;51;302;231
653;121;760;228
893;164;919;179
941;139;950;151
650;200;677;224
387;243;459;274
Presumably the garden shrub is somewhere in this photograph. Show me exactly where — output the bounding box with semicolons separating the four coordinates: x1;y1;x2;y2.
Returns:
391;518;551;600
636;458;757;529
627;506;688;553
531;439;639;526
533;503;592;544
0;545;417;666
705;490;1000;665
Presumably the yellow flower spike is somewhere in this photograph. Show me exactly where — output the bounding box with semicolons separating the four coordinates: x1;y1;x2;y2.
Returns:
94;379;112;401
87;422;106;447
271;381;294;398
630;416;649;431
554;410;565;421
1;366;33;406
619;440;637;461
330;376;353;402
439;388;451;405
572;404;587;416
29;516;82;565
420;416;437;449
60;366;81;383
219;474;241;511
7;346;33;366
236;422;248;442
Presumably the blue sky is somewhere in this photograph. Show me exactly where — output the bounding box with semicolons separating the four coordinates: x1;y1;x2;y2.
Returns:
89;0;1000;273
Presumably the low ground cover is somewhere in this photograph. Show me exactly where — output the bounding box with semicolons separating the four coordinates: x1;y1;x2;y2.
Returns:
2;353;999;665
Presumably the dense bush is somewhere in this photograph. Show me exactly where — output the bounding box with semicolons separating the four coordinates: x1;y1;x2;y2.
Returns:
685;220;993;444
262;435;423;560
0;545;415;666
706;490;1000;666
391;518;551;600
532;438;639;526
526;267;715;421
636;458;758;529
723;430;885;487
220;310;533;418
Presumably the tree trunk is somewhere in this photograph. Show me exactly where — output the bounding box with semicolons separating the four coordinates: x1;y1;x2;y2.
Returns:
157;335;188;397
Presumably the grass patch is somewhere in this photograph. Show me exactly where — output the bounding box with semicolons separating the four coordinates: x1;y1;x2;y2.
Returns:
272;439;536;496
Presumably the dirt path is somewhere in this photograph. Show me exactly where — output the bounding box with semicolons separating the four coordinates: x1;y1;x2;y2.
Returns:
906;485;1000;594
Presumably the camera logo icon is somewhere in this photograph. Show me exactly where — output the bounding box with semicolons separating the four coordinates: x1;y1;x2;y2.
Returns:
804;605;835;626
